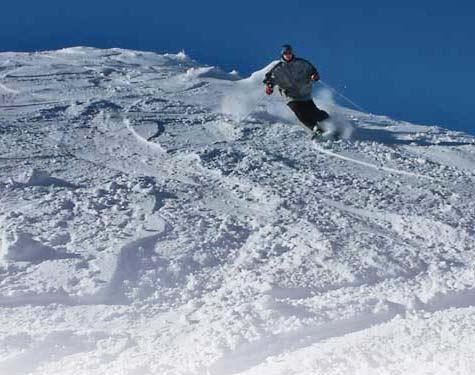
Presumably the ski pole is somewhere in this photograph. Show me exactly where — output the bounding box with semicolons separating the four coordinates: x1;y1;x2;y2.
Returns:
319;80;367;113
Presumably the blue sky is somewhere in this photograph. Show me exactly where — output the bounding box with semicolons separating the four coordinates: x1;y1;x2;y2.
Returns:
1;0;474;134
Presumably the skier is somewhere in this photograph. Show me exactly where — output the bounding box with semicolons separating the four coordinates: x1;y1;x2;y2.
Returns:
263;44;330;138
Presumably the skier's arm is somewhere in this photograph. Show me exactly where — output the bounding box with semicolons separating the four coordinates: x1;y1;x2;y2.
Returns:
263;71;275;95
263;71;275;86
263;62;282;93
308;62;320;81
310;71;320;81
300;58;320;81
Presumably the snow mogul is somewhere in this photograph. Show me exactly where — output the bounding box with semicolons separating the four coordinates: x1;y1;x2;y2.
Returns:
263;44;330;139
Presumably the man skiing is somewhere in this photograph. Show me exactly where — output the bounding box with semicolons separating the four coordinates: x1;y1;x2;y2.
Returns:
263;44;329;138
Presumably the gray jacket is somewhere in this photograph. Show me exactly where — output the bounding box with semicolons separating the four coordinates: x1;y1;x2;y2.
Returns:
263;57;318;103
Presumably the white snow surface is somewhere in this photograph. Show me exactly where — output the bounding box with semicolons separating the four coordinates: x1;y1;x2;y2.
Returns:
1;47;475;375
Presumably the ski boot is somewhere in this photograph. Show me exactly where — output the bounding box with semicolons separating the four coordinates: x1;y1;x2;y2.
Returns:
311;126;324;141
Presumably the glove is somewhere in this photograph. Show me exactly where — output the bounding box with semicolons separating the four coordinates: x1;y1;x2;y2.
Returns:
310;72;320;81
265;85;274;95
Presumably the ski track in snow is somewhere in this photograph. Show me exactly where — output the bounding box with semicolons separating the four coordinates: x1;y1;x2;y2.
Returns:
313;144;436;181
0;47;475;375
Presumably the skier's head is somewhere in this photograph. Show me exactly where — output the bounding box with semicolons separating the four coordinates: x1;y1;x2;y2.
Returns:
281;44;294;62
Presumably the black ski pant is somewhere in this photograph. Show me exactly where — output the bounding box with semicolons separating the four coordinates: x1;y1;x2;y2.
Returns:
287;100;329;131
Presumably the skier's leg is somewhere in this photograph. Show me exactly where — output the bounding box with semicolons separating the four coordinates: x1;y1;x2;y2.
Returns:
314;106;330;123
288;100;330;132
308;100;330;124
287;101;317;131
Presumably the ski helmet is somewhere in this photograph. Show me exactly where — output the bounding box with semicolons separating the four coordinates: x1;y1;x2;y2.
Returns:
281;44;293;56
281;44;294;62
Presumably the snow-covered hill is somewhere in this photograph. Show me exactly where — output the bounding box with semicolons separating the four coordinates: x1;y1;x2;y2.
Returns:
1;47;474;375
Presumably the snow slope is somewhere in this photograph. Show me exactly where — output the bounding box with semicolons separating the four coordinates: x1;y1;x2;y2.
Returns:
1;47;474;375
